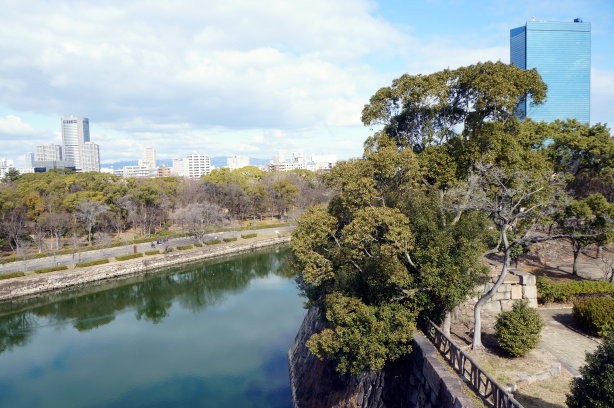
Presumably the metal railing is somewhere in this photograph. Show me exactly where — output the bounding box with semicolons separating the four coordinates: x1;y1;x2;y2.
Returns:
425;320;524;408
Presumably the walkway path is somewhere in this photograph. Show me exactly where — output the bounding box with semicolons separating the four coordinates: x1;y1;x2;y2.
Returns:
0;226;294;275
537;307;600;376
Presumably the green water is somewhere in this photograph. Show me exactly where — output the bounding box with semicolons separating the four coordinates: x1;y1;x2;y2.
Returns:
0;246;305;408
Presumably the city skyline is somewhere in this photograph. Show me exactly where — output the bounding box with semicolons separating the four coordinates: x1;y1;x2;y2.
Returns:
0;1;612;164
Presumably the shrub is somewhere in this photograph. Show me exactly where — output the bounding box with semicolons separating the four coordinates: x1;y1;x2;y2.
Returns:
567;334;614;408
241;233;257;239
75;259;109;268
0;271;25;280
34;265;69;274
193;243;203;247
144;250;160;255
115;253;144;261
495;301;544;357
223;237;238;242
573;297;614;337
176;245;193;250
205;240;222;245
537;276;614;303
164;248;175;253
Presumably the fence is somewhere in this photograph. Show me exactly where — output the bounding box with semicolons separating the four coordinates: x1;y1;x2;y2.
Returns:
425;320;524;408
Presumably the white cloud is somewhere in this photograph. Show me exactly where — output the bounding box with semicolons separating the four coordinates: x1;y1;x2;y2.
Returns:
0;115;36;135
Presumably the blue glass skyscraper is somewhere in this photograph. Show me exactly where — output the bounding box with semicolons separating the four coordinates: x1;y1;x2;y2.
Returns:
510;19;590;123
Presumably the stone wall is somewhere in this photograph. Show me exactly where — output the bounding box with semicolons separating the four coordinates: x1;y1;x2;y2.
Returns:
471;259;537;313
288;306;478;408
0;236;290;302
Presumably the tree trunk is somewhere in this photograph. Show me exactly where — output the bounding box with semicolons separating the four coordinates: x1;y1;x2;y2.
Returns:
473;227;510;350
443;311;452;336
572;241;581;276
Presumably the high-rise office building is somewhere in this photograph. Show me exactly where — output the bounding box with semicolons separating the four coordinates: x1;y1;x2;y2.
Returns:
510;18;590;123
61;116;90;170
184;154;211;178
143;147;157;169
79;142;100;172
36;144;63;161
226;155;249;170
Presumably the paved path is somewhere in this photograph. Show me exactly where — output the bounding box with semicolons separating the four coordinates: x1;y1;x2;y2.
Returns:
537;307;600;376
0;226;294;275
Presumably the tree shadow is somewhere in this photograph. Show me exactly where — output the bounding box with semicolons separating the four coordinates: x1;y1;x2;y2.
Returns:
514;392;566;408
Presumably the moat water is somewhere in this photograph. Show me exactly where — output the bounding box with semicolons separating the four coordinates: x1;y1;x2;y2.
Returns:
0;246;304;408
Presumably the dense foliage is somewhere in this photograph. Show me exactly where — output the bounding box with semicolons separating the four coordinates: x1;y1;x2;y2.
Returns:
567;334;614;408
292;60;614;373
495;302;544;357
573;297;614;337
537;276;614;303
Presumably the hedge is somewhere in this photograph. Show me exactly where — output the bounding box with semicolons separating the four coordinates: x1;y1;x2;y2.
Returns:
193;243;203;247
223;237;238;242
145;250;160;255
205;240;222;245
573;297;614;337
75;259;109;268
536;276;614;303
0;271;25;280
34;265;69;274
115;253;144;261
176;245;194;250
495;301;544;357
241;233;257;239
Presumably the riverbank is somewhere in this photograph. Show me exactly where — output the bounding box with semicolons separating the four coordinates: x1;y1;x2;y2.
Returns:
0;235;290;302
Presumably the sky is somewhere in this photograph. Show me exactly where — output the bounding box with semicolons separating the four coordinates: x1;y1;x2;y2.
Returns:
0;0;612;165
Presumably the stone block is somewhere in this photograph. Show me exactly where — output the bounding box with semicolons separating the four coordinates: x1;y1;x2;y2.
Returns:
523;285;537;299
519;273;536;286
492;291;509;301
527;298;538;308
482;301;502;313
511;285;523;300
503;274;521;284
500;300;516;312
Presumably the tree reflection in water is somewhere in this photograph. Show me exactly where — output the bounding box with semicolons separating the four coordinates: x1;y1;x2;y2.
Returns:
0;246;291;353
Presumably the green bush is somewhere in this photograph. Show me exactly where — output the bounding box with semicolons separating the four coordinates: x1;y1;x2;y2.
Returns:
573;297;614;337
223;237;238;242
241;233;257;239
0;256;18;264
0;271;25;280
537;276;614;303
144;250;160;255
34;265;69;274
75;259;109;268
240;222;289;231
205;240;222;245
495;301;544;357
115;253;144;261
567;334;614;408
176;244;194;250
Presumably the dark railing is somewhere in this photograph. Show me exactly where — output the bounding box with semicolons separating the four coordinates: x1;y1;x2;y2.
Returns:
425;320;524;408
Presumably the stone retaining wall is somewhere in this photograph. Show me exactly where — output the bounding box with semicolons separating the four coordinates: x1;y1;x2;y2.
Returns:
0;236;290;302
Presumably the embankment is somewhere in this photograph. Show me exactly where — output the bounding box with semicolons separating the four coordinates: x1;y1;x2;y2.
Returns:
0;236;290;302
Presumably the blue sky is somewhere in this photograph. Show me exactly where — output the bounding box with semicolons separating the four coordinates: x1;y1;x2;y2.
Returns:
0;0;612;165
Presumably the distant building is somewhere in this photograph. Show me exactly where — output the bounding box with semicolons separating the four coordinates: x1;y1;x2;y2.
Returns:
80;142;101;172
157;165;171;177
122;165;152;178
227;155;250;170
171;158;184;177
32;160;76;172
266;152;336;172
184;154;211;178
510;18;590;123
36;144;63;161
143;147;157;169
61;116;90;170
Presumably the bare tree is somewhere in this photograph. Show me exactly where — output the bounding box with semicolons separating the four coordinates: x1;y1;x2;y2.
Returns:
76;200;108;246
2;208;28;252
453;164;568;350
40;212;72;251
173;202;227;243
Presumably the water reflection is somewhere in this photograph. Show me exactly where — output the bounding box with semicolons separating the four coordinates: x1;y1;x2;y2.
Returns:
0;247;291;351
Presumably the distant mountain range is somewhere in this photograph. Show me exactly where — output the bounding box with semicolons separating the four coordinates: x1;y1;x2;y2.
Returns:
103;156;270;169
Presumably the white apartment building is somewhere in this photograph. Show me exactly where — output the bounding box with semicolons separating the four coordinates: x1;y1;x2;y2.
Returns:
171;158;184;177
35;144;63;161
122;165;152;178
184;154;211;178
61;116;90;170
79;142;101;172
226;155;250;170
143;147;156;169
